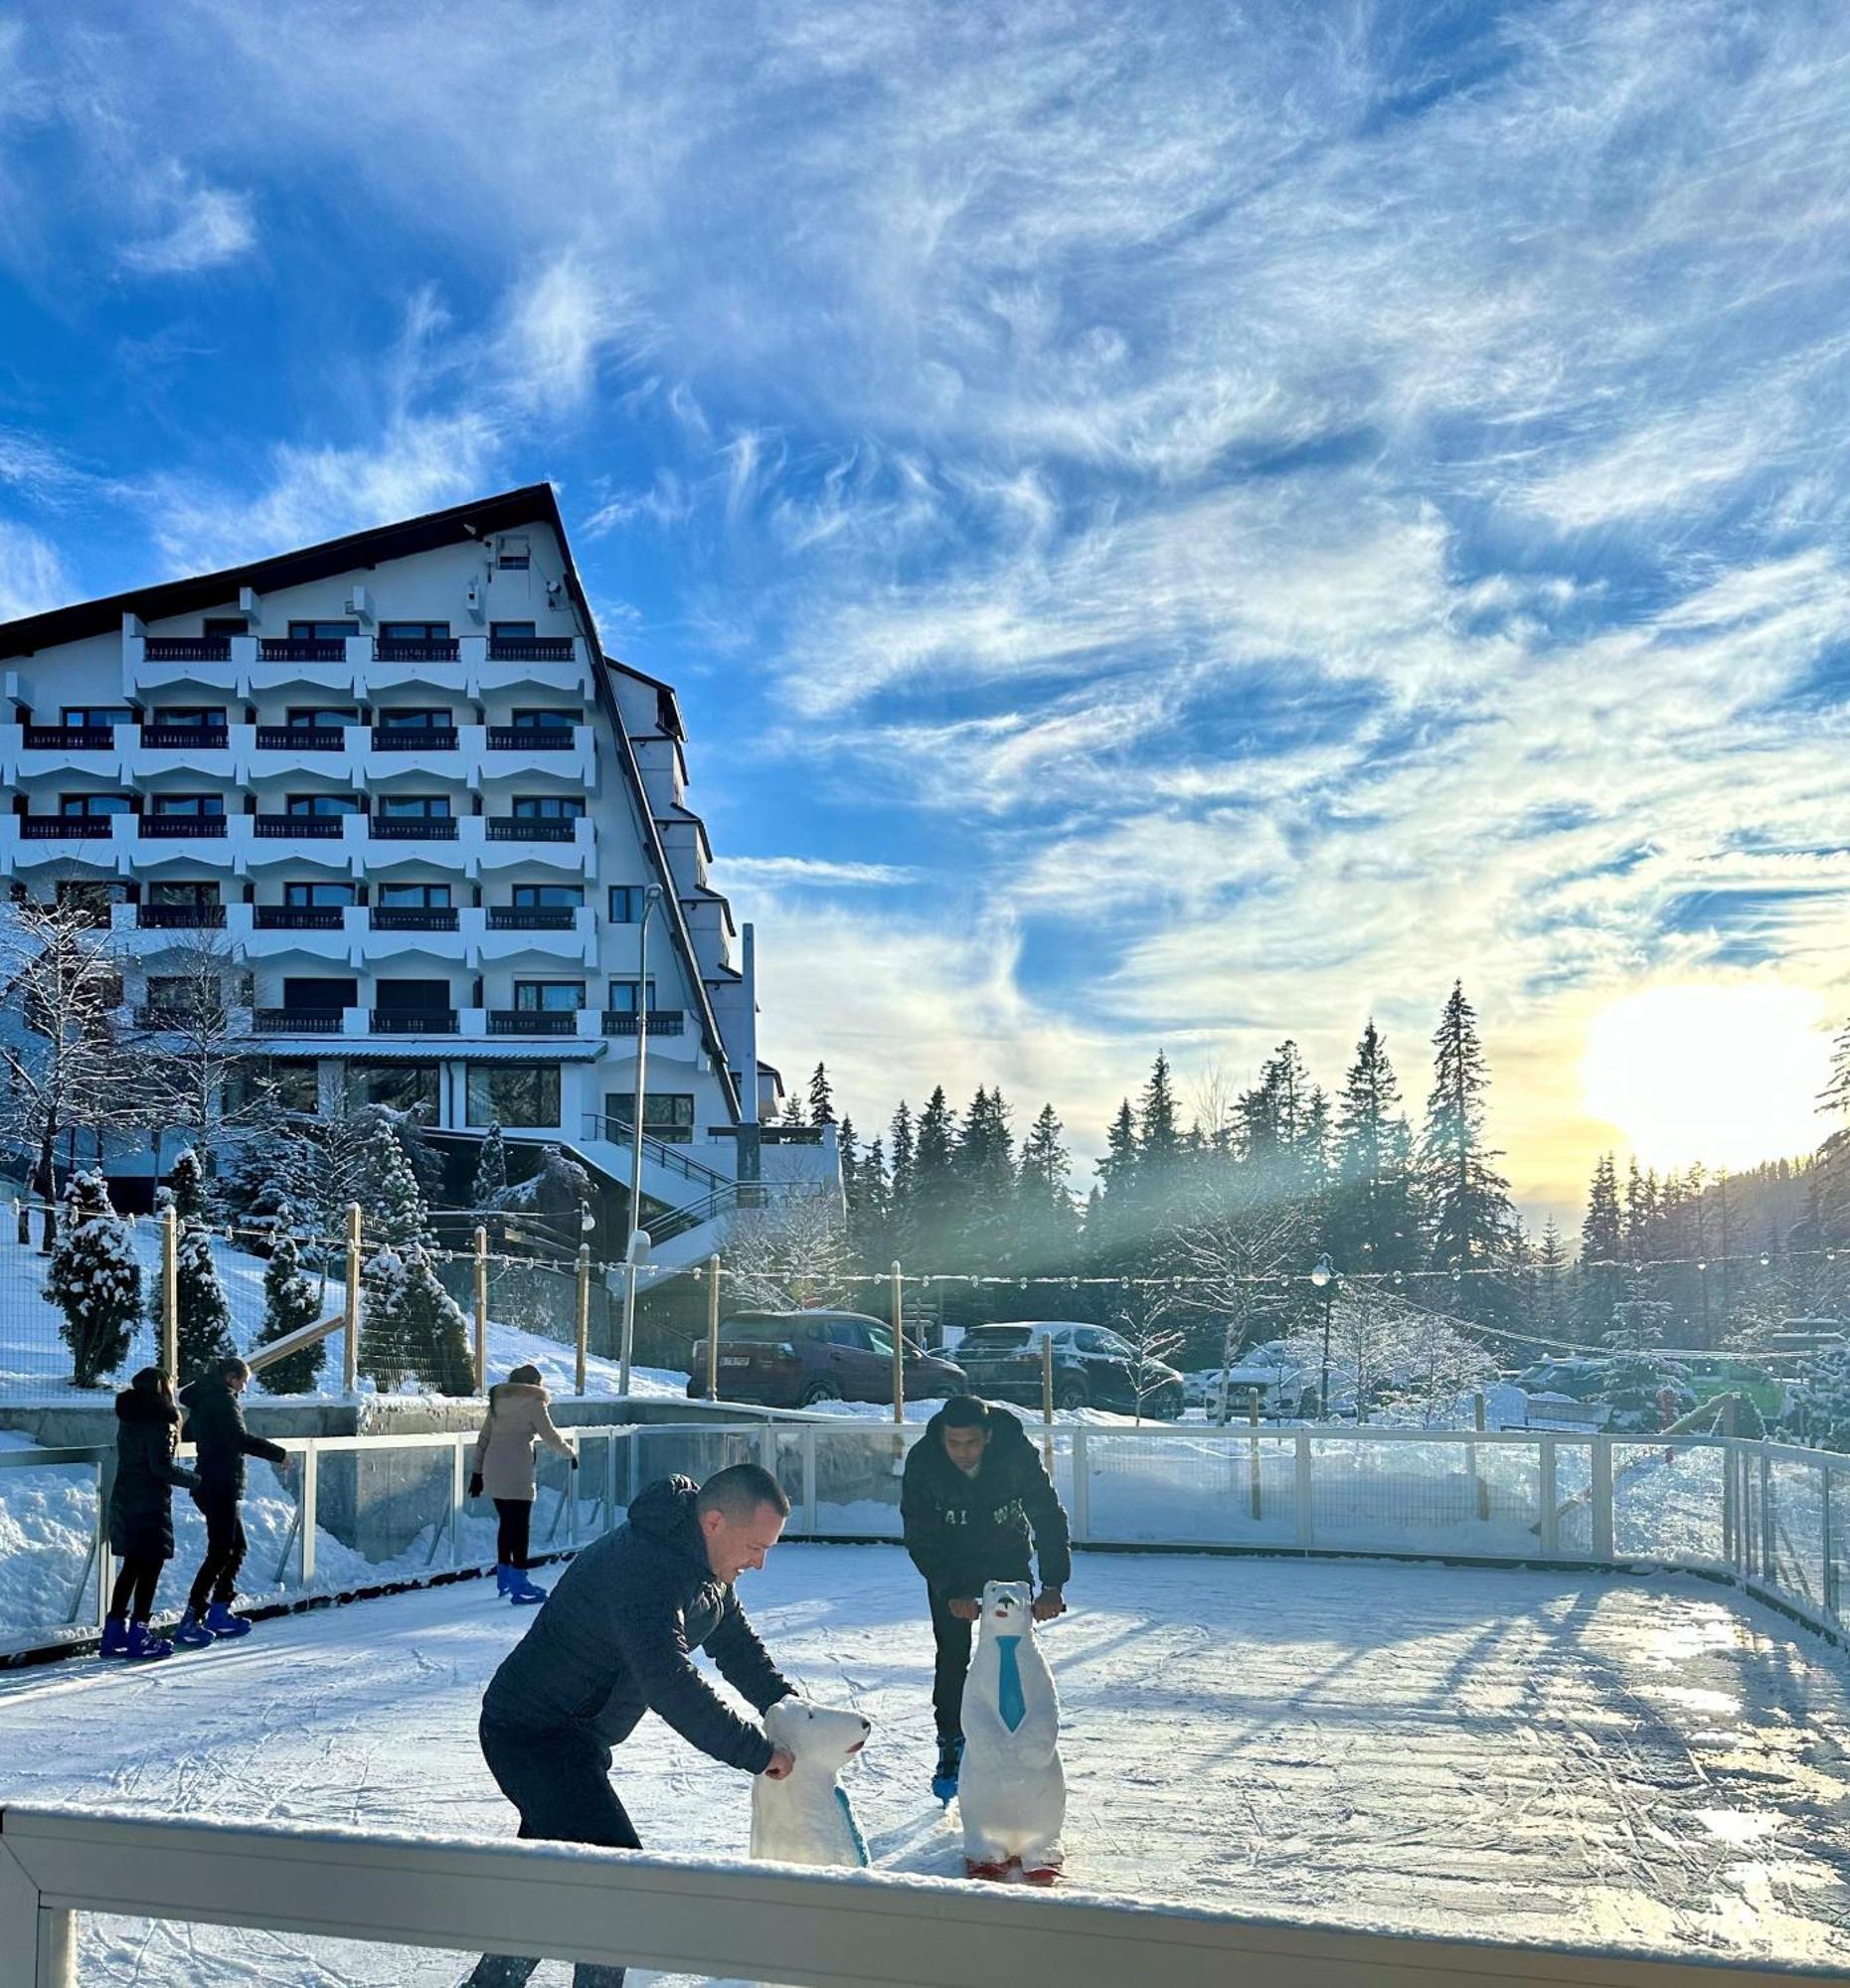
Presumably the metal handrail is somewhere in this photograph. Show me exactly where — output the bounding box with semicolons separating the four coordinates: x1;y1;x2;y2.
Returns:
579;1112;728;1189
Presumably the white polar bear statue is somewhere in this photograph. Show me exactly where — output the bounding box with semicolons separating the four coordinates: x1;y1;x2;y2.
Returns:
958;1579;1066;1882
749;1698;874;1868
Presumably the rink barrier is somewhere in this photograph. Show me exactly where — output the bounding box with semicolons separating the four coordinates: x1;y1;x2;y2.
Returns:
1;1422;1845;1661
0;1801;1840;1988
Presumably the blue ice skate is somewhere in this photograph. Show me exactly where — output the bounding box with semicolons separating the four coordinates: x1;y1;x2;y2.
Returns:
173;1608;216;1649
931;1733;964;1804
204;1601;252;1637
99;1615;129;1659
126;1622;174;1660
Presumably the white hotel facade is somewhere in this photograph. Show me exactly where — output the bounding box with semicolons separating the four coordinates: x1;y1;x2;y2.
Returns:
0;486;829;1258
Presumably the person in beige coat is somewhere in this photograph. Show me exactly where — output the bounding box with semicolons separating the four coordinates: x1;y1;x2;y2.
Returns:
470;1364;578;1604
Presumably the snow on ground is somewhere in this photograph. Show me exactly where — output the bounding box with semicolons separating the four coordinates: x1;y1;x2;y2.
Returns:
1;1548;1847;1984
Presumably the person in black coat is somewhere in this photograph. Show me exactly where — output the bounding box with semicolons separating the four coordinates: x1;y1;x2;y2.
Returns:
176;1356;289;1645
103;1368;202;1661
463;1465;799;1988
901;1395;1072;1793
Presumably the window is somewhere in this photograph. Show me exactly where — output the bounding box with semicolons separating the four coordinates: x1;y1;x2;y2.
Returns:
489;621;536;641
376;795;453;819
202;618;247;638
150;707;227;730
514;980;585;1012
282;977;356;1012
863;1324;896;1360
468;1064;561;1128
269;1061;320;1113
285;793;363;817
496;539;530;571
604;1090;695;1143
607;886;642;922
606;978;658;1015
145;975;214;1015
60;793;131;816
512;884;583;909
147;881;220;907
288;620;360;641
378;882;452;909
377;708;452;730
378;621;451;643
56;880;128;912
512;794;584;820
149;793;226;817
509;709;575;731
286;708;358;730
61;707;134;729
347;1062;439;1114
284;881;357;908
374;979;450;1012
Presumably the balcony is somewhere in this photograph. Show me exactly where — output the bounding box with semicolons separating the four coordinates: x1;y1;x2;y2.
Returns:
258;638;345;664
20;817;115;839
255;814;348;838
140;726;229;750
602;1010;686;1037
370;727;459;752
23;726;115;750
254;726;346;751
252;1008;343;1035
486;908;577;931
370;1008;456;1035
370;908;459;932
374;638;459;664
252;906;346;930
139;815;228;839
370;817;458;841
487;636;574;663
486;1010;579;1037
143;637;231;663
486;727;576;751
136;905;227;929
486;818;576;843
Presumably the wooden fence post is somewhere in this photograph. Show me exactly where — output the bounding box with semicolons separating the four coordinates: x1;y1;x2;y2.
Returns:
577;1244;591;1397
706;1254;722;1400
473;1227;489;1397
342;1202;361;1393
160;1205;179;1381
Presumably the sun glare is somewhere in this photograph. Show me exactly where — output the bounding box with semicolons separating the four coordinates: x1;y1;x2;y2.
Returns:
1581;984;1835;1173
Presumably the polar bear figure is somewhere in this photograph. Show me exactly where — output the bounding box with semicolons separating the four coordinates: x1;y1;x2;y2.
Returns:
958;1579;1066;1881
749;1699;874;1868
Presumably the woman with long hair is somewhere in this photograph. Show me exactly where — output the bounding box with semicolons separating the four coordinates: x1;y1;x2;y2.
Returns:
470;1363;578;1604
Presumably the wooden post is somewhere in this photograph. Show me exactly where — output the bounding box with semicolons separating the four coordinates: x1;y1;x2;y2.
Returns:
160;1204;179;1381
342;1202;361;1394
1042;1334;1055;1425
1472;1391;1489;1522
706;1253;722;1401
890;1261;905;1425
576;1243;591;1398
473;1227;489;1397
1248;1386;1262;1520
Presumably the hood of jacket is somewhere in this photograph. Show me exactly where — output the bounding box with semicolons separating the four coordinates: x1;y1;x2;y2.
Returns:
115;1389;179;1427
489;1381;549;1408
626;1474;715;1577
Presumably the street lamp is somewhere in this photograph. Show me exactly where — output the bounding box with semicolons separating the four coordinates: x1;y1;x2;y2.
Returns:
1311;1251;1336;1423
617;883;664;1396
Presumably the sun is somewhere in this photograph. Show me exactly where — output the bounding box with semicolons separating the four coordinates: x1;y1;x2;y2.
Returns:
1580;983;1835;1173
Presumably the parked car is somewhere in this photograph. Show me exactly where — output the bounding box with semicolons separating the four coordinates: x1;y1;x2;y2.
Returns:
686;1310;967;1408
952;1321;1184;1418
1182;1364;1303;1417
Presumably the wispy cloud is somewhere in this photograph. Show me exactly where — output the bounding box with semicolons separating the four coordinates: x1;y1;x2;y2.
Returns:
119;176;255;275
0;518;73;618
710;856;920;890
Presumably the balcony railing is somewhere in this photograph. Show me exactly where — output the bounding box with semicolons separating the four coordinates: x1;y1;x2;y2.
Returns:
253;906;346;930
139;815;228;838
580;1114;728;1188
255;814;347;838
142;636;231;662
488;1011;579;1036
486;727;577;750
374;637;460;663
20;817;114;838
370;728;459;751
370;907;459;931
22;726;114;749
252;1008;344;1035
486;818;576;842
257;638;346;663
140;725;229;750
370;817;458;840
254;726;346;751
370;1008;456;1034
602;1010;685;1037
487;636;575;662
487;908;578;930
136;905;226;929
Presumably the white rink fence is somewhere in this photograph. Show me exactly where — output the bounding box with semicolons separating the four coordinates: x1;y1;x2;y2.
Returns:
1;1419;1845;1660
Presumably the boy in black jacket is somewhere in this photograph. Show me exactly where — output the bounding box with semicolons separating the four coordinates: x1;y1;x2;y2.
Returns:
176;1356;289;1645
900;1394;1071;1797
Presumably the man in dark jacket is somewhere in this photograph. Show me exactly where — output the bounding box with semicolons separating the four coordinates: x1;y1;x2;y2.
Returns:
177;1356;289;1646
901;1395;1072;1798
463;1463;798;1988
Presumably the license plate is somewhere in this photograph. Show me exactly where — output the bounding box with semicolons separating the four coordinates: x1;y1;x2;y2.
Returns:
719;1355;751;1367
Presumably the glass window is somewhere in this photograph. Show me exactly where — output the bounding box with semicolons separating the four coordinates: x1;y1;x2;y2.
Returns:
510;709;576;731
512;795;584;820
604;1090;695;1142
606;979;658;1015
514;981;585;1012
145;975;211;1012
378;883;452;909
202;618;247;637
147;881;219;907
496;541;530;571
377;708;452;730
378;621;451;643
376;795;452;819
489;621;537;640
288;620;360;641
864;1324;896;1360
347;1062;439;1114
286;793;363;816
149;793;226;817
285;708;358;729
150;708;226;730
607;886;641;922
283;881;357;908
512;884;583;909
61;707;135;729
282;977;356;1011
468;1064;561;1128
60;793;131;816
56;880;127;911
374;979;449;1011
269;1061;320;1113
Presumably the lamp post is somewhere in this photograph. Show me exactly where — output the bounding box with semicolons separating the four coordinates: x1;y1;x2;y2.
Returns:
1311;1251;1336;1424
617;884;664;1396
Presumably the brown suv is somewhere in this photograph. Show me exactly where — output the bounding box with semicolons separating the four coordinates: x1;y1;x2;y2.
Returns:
686;1309;968;1408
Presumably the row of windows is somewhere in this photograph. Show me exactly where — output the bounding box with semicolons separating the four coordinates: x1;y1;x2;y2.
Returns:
48;794;589;819
56;878;646;920
54;706;582;731
149;975;661;1013
269;1060;691;1139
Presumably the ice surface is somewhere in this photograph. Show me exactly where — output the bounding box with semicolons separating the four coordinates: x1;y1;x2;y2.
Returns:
0;1545;1846;1984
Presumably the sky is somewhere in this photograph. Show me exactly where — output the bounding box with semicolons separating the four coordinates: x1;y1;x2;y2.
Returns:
2;0;1849;1229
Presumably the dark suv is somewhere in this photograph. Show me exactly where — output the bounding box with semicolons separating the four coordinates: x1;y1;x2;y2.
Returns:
686;1310;968;1408
953;1321;1185;1418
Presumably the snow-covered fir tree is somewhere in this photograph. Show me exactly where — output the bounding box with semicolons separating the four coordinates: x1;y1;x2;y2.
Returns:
43;1170;141;1389
1780;1343;1850;1452
471;1122;508;1210
174;1222;237;1383
1332;1020;1420;1278
807;1062;836;1126
1016;1104;1079;1274
1419;982;1518;1321
1578;1153;1623;1330
252;1205;326;1394
166;1147;208;1224
361;1242;474;1395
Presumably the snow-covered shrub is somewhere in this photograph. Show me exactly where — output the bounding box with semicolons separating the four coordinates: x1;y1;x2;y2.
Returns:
1778;1344;1850;1453
471;1122;508;1209
253;1205;326;1395
175;1221;237;1383
362;1242;473;1396
1596;1353;1696;1434
166;1148;208;1224
43;1170;140;1389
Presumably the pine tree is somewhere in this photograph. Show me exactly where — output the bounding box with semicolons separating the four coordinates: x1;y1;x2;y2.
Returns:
360;1241;474;1395
44;1170;140;1389
848;1131;891;1266
1136;1052;1182;1209
174;1222;237;1384
253;1205;325;1394
807;1063;836;1127
1332;1021;1421;1277
1419;982;1518;1320
837;1114;859;1210
1091;1099;1139;1260
1622;1157;1654;1264
1536;1218;1569;1337
166;1148;208;1224
780;1092;806;1128
1017;1104;1078;1273
1579;1153;1624;1331
954;1086;1017;1275
371;1130;430;1253
912;1086;959;1264
887;1102;916;1257
471;1122;508;1209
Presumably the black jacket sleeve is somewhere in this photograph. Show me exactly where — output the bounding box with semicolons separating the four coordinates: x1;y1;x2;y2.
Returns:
900;1448;956;1595
231;1399;287;1467
607;1585;774;1773
706;1591;794;1715
1015;1445;1073;1589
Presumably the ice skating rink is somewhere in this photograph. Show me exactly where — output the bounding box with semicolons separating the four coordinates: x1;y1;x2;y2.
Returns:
1;1545;1847;1984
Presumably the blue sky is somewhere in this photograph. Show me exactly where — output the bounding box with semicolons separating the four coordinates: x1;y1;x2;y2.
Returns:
3;0;1850;1222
